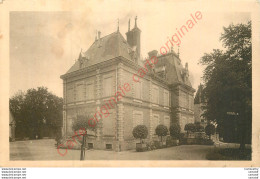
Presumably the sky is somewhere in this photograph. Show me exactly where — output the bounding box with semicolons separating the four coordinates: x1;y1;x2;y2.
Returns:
9;1;251;98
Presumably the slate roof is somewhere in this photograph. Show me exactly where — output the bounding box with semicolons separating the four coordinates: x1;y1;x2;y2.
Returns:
156;52;193;88
65;31;132;74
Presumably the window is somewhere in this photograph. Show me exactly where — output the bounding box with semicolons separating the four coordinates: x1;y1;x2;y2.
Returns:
67;84;74;103
164;116;170;129
133;111;143;128
106;144;112;150
189;95;194;110
164;90;170;106
152;85;159;104
153;114;160;134
86;82;94;100
179;90;187;108
76;82;84;101
88;143;93;149
103;76;113;97
134;81;142;99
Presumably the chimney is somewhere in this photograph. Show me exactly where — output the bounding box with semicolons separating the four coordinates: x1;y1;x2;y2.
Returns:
148;50;158;59
185;62;188;70
98;31;101;39
128;19;130;32
126;16;141;60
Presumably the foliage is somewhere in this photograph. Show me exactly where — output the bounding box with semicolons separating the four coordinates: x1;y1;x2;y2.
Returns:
132;125;148;143
169;123;181;139
199;21;252;149
205;124;216;139
155;124;168;142
9;87;63;139
184;123;195;133
72;114;97;132
195;122;205;132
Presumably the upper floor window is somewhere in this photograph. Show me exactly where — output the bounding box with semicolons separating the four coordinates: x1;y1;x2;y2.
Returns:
179;90;187;108
103;76;113;97
76;81;84;101
189;95;194;110
86;81;94;100
67;84;74;103
134;81;142;99
164;90;170;106
152;85;159;104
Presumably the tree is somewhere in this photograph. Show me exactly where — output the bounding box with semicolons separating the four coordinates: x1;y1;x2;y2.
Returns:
155;124;168;142
205;124;216;139
9;87;63;139
184;123;195;134
195;122;204;132
72;114;97;160
72;114;97;134
169;124;181;139
199;21;251;150
132;125;148;143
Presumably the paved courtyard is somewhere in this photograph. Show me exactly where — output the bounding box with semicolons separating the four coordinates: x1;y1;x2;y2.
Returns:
10;139;214;160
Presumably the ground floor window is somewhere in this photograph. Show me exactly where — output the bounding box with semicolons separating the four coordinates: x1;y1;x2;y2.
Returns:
88;143;93;149
106;144;112;150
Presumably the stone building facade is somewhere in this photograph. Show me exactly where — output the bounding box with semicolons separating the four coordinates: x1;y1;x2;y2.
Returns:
194;84;207;127
60;19;195;151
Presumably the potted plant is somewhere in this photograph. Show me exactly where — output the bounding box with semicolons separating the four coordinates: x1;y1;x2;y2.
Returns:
169;123;181;146
72;114;97;160
195;122;205;132
155;124;168;148
132;125;148;152
184;123;196;134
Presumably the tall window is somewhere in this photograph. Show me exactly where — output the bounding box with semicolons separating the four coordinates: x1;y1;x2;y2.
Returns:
164;90;169;106
179;90;187;108
103;76;113;97
76;82;84;101
189;95;194;110
134;81;142;99
86;82;94;100
152;85;159;104
67;84;74;103
133;111;143;128
153;114;159;134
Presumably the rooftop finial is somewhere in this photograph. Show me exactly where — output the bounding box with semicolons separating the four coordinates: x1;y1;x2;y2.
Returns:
128;19;130;31
117;18;119;32
135;16;137;27
95;30;97;41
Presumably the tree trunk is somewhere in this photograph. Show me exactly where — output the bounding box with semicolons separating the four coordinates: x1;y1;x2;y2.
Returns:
80;135;86;160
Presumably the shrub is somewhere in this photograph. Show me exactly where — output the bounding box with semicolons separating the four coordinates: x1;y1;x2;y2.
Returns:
72;114;96;132
195;123;205;132
184;123;195;133
132;125;148;143
205;124;216;139
169;124;181;139
155;124;168;142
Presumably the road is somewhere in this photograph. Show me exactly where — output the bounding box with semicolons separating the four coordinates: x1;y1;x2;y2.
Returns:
10;139;214;160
